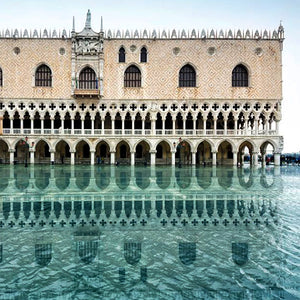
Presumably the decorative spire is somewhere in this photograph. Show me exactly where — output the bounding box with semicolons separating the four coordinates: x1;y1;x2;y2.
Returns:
278;20;284;41
85;9;91;29
72;16;75;32
100;16;103;32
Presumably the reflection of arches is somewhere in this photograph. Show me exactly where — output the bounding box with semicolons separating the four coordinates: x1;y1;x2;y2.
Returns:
35;167;50;189
115;167;130;189
116;141;130;164
176;169;192;189
55;168;70;190
232;243;248;266
124;242;141;265
196;141;212;165
77;240;98;264
14;167;29;190
75;167;90;190
196;168;212;189
217;141;233;165
35;244;52;266
260;174;274;188
217;168;233;189
238;168;253;189
156;141;171;165
179;242;196;265
95;167;110;189
135;168;151;189
156;168;171;189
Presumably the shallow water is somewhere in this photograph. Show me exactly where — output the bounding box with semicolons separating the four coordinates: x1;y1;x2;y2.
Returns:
0;165;299;299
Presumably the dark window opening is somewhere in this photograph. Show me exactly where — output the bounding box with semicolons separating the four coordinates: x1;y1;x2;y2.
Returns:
35;65;52;87
179;64;196;87
119;47;126;63
124;66;141;87
232;64;248;87
79;67;97;89
140;47;147;63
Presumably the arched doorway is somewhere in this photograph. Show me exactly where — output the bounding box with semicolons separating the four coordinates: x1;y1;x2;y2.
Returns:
14;139;28;164
95;141;110;164
217;141;233;165
135;141;150;165
175;139;191;165
76;141;90;164
238;141;254;166
116;141;130;164
156;141;171;165
196;141;212;165
260;141;275;166
35;140;50;164
55;140;71;164
0;140;9;164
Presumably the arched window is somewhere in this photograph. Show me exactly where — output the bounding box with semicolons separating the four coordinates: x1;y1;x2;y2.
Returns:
124;242;141;265
79;67;97;89
140;47;147;63
35;244;52;266
124;65;141;87
179;64;196;87
35;64;52;87
119;47;125;63
77;240;98;264
232;64;248;87
0;67;3;86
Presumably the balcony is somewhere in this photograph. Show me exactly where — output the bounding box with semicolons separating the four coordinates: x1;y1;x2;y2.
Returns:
73;89;99;98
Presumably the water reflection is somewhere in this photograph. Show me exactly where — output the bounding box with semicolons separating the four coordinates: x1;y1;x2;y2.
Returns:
0;165;297;299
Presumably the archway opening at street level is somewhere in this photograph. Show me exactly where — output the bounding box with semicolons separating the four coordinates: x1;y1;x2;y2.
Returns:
175;139;191;165
260;140;275;166
95;141;110;164
135;141;150;165
75;141;90;164
217;141;233;166
55;140;71;164
238;141;254;166
196;141;212;165
35;140;50;164
156;141;171;165
116;141;130;164
0;139;9;164
14;138;28;164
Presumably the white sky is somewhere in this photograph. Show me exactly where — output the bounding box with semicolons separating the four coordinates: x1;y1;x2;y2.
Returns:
0;0;299;153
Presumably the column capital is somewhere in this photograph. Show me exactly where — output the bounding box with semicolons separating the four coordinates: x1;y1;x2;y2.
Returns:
149;150;157;154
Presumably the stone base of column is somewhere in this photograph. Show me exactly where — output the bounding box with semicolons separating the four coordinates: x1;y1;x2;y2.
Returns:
274;153;281;166
150;152;156;166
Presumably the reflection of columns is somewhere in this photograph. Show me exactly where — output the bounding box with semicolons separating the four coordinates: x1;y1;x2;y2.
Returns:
9;150;14;164
30;150;34;164
191;152;196;165
253;152;258;166
274;152;281;166
70;151;75;165
110;151;115;164
131;151;135;166
50;150;55;164
150;151;156;166
212;151;217;166
171;150;175;165
233;151;237;166
90;150;95;165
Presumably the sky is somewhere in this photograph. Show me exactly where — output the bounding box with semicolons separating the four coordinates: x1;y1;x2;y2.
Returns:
0;0;299;153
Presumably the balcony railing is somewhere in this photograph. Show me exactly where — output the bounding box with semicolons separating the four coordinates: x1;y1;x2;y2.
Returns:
1;128;278;136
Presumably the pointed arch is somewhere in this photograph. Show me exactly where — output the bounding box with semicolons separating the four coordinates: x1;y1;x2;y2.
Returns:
78;66;97;89
140;46;147;63
119;46;126;63
0;66;3;86
179;64;196;87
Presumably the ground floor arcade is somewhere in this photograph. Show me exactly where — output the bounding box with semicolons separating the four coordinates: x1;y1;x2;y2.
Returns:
0;136;282;166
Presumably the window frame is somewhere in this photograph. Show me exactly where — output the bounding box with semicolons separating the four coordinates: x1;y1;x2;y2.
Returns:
124;65;142;88
35;64;52;87
119;47;126;63
78;66;98;90
232;64;249;87
179;64;196;87
140;47;147;63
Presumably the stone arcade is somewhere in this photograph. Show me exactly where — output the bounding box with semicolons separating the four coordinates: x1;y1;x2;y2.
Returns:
0;10;284;166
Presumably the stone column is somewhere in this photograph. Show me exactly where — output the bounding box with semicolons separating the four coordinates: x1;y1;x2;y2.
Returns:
30;150;35;164
203;117;207;135
183;116;186;135
172;119;176;135
224;118;227;135
91;118;95;135
101;119;105;135
255;118;258;135
131;119;135;134
81;120;84;134
9;150;14;164
212;151;217;166
20;118;23;134
275;120;279;134
233;151;237;166
142;118;145;135
90;150;95;165
41;118;44;134
162;117;165;134
193;118;196;135
150;151;156;166
10;118;13;132
51;118;54;135
191;152;196;165
213;117;217;135
171;150;176;165
110;151;115;164
151;119;156;135
111;118;115;135
234;118;238;135
131;151;135;166
70;151;75;165
261;151;266;167
266;119;269;134
274;152;281;166
71;118;74;135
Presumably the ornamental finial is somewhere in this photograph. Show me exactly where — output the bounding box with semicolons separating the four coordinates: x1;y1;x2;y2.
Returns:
85;9;91;29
